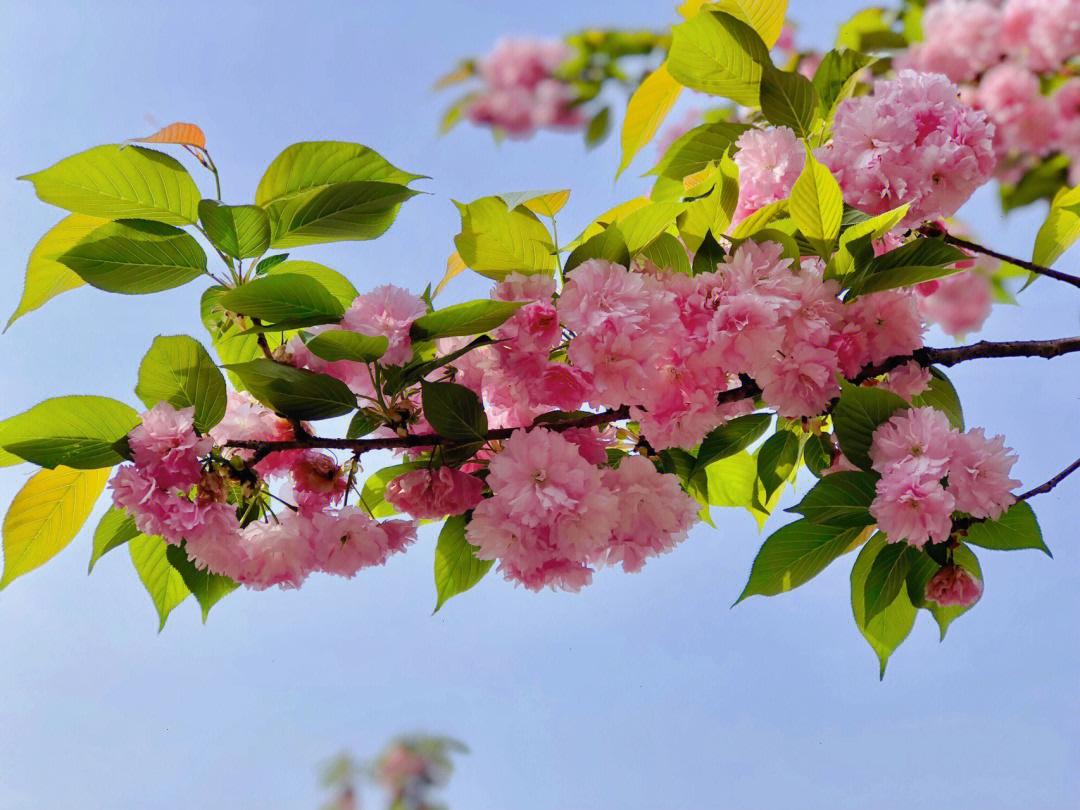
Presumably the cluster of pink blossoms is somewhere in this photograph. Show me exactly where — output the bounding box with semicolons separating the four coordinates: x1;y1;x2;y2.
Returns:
899;0;1080;183
867;406;1020;548
925;563;984;608
465;430;698;591
464;38;584;137
109;396;416;590
822;70;997;225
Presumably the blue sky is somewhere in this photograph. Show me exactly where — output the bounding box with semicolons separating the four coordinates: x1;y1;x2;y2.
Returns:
1;1;1077;808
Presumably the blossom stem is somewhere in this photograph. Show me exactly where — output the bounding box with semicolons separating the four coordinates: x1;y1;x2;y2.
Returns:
918;226;1080;291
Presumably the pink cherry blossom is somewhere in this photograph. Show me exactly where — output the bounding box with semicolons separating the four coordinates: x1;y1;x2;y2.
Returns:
869;406;957;477
128;403;211;491
385;467;484;519
925;563;983;607
882;361;933;402
310;507;417;577
896;0;1004;83
341;285;428;366
917;270;994;336
947;428;1021;519
733;126;805;222
870;471;956;548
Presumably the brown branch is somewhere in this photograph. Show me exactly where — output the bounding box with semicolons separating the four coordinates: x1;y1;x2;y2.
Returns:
918;225;1080;291
1019;454;1080;501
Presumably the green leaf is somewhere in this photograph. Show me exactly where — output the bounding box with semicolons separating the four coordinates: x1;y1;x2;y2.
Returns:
565;224;631;273
197;200;272;259
135;335;227;433
585;106;612;147
737;519;861;601
434;513;493;612
19;144;200;225
906;543;982;638
911;367;963;430
696;414;771;471
305;330;389;363
693;230;727;274
618;63;683;177
845;238;968;298
263;260;358;308
759;65;819;140
5;214;105;331
703;0;789;47
615;202;688;255
702;450;773;527
410;300;525;341
1032;184;1080;267
803;432;833;477
963;501;1049;555
812;48;875;122
89;507;139;573
454;197;558;279
266;181;419;249
789;471;878;528
999;154;1070;213
347;409;382;439
832;381;909;471
851;533;917;678
827;204;909;279
56;219;206;294
255;141;424;207
678;161;739;251
420;381;487;442
165;544;239;622
636;232;693;274
217;273;345;330
756;430;800;501
648;121;751;180
254;254;289;274
1;466;110;589
789;152;842;256
0;395;139;469
224;359;357;420
129;534;190;630
862;541;913;624
667;10;770;105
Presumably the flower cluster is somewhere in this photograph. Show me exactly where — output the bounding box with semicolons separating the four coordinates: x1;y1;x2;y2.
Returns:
898;0;1080;184
466;430;698;591
821;70;997;225
110;396;416;590
464;38;584;137
868;406;1021;547
925;563;984;608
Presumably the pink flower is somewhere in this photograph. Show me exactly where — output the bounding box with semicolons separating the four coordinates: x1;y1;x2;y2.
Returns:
478;38;573;91
385;467;484;519
881;361;932;402
896;0;1003;83
310;507;416;577
870;471;956;548
560;427;612;466
947;428;1021;519
822;71;996;224
341;285;428;366
847;290;926;365
733;126;806;222
924;563;983;607
128;403;211;491
289;451;347;514
756;342;842;419
235;511;318;590
916;270;994;336
869;406;957;477
1001;0;1080;73
534;362;592;411
598;455;699;573
974;63;1059;160
558;260;677;337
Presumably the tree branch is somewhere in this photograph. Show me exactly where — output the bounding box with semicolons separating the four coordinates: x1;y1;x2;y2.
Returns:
852;335;1080;382
918;225;1080;291
1019;454;1080;501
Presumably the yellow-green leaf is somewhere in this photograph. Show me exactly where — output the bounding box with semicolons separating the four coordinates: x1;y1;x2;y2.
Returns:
679;0;790;48
453;197;558;279
1032;184;1080;267
668;9;770;105
1;465;109;588
129;533;190;630
789;152;843;255
434;250;467;297
618;63;682;177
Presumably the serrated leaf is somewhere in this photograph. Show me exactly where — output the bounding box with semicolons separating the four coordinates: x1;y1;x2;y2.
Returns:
224;359;357;420
695;413;771;471
5;214;105;331
759;65;819;140
737;519;860;601
0;395;139;470
618;62;682;177
812;48;875;123
411;300;524;341
756;430;800;500
832;381;909;471
217;273;345;330
1032;184;1080;267
497;190;570;216
1;466;109;588
862;541;913;623
131;122;206;149
679;159;739;251
434;513;493;611
636;232;692;274
565;224;631;273
845;238;968;298
729;198;787;239
89;507;139;573
963;501;1049;555
197;200;272;259
56;219;206;294
165;543;239;622
789;152;842;255
911;367;963;430
454;196;558;279
262;260;358;308
789;470;878;527
19;144;201;224
129;534;190;630
828;204;909;280
649;121;750;181
667;10;769;105
266;180;419;249
693;230;728;274
617;202;688;254
420;381;487;442
305;330;389;364
684;0;789;47
851;533;917;678
135;335;227;433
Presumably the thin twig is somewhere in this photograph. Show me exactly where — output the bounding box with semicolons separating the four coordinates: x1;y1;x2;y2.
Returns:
918;225;1080;291
1019;454;1080;501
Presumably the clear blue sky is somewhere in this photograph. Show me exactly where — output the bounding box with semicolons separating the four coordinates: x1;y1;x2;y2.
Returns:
1;2;1077;808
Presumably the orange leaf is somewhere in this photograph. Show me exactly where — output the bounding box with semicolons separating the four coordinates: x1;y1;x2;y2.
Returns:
132;122;206;150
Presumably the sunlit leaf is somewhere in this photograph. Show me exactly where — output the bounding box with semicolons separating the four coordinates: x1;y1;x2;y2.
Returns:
618;63;682;177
